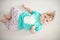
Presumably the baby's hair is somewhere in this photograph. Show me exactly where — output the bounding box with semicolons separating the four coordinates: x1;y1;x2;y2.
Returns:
46;11;55;21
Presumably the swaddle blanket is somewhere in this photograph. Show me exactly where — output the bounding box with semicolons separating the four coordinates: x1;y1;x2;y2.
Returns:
9;7;43;32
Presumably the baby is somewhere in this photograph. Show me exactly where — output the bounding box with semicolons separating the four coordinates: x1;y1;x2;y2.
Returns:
0;4;55;33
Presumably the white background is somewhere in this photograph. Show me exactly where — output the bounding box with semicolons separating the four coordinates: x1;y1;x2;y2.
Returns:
0;0;60;40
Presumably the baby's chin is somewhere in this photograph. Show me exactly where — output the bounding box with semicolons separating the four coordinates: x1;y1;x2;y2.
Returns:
40;21;45;25
44;22;51;25
42;21;48;25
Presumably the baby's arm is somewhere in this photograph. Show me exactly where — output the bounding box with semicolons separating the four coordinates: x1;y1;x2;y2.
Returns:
22;4;32;13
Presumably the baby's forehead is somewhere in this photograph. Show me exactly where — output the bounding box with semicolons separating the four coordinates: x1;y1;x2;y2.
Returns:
43;13;51;16
42;13;48;15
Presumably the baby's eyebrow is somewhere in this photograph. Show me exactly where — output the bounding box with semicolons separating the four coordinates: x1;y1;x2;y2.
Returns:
47;14;51;16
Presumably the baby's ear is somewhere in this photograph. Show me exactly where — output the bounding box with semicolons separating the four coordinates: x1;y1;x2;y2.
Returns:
52;10;55;16
51;10;55;20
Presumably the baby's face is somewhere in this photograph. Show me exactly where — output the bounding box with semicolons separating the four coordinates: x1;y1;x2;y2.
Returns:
40;13;52;24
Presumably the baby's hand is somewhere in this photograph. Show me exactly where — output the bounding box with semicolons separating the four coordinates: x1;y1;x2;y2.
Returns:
0;14;11;23
21;4;27;8
4;14;11;21
31;26;36;34
31;29;36;34
21;4;25;7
